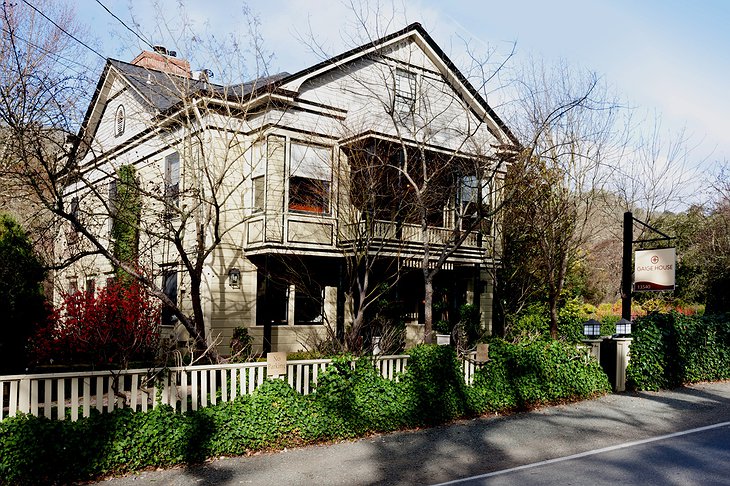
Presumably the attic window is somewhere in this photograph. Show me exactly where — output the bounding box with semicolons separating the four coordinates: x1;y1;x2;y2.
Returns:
115;105;125;137
394;68;416;117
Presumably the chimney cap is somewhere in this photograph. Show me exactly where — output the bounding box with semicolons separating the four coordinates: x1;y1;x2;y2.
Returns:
152;45;176;57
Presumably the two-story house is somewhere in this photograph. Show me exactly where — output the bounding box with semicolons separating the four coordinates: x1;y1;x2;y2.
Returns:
58;23;516;354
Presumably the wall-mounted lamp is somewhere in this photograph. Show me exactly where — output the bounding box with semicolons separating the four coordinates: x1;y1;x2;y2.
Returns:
228;268;240;288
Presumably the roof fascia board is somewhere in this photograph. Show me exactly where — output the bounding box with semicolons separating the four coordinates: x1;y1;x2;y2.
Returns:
279;30;415;93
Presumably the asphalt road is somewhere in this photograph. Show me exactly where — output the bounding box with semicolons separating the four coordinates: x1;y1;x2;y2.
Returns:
95;381;730;486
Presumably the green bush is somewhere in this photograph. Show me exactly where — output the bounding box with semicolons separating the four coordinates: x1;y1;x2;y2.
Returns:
627;312;730;391
469;339;610;411
557;299;586;343
507;298;588;343
402;345;469;424
600;315;619;336
0;342;611;484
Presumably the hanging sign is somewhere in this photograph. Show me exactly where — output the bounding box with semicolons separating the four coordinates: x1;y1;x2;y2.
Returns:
634;248;675;291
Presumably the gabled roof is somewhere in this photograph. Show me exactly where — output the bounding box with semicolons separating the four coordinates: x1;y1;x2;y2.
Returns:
273;22;518;146
74;59;288;159
74;23;517;160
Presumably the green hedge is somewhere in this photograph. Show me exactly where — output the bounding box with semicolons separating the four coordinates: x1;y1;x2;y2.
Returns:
468;339;610;411
0;342;609;484
627;312;730;391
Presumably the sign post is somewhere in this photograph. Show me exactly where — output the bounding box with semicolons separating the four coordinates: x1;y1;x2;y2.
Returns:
621;211;675;321
621;212;633;320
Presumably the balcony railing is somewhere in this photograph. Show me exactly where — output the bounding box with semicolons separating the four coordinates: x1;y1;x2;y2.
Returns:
339;219;481;248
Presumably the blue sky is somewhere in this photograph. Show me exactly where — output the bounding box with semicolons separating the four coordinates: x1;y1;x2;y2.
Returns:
74;0;729;174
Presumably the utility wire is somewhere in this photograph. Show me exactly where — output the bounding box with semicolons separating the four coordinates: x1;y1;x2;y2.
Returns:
94;0;155;50
1;26;93;75
20;0;106;60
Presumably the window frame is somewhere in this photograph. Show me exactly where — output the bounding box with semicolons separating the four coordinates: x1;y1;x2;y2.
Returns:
164;152;180;219
115;105;125;137
393;68;417;117
288;143;332;215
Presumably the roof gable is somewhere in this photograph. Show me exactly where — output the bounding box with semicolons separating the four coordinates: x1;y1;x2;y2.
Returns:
277;23;517;146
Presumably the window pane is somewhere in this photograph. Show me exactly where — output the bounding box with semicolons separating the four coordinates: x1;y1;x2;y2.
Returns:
290;143;331;180
295;284;323;325
164;152;180;216
253;176;265;211
161;269;178;326
289;177;330;213
108;179;117;233
115;105;125;137
257;279;288;326
394;69;416;115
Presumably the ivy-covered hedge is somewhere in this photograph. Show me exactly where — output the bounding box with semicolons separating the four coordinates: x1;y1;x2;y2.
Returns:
468;339;610;411
0;342;609;485
627;312;730;391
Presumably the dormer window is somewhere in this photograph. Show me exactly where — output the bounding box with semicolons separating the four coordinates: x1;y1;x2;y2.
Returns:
115;105;125;137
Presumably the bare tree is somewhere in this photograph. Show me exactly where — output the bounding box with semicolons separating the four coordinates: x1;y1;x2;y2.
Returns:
505;60;623;338
1;2;279;357
305;19;517;345
0;0;97;264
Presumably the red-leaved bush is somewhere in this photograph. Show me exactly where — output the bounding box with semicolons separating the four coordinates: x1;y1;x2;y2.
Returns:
32;281;161;368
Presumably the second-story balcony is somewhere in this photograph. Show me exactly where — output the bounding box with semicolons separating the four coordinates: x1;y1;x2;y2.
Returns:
337;219;490;263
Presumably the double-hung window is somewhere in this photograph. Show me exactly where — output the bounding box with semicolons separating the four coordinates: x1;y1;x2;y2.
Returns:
288;143;332;214
250;144;266;212
164;152;180;218
161;267;178;326
394;68;416;117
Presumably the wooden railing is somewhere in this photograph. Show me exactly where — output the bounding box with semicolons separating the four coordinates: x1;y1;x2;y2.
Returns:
0;355;416;422
340;220;480;248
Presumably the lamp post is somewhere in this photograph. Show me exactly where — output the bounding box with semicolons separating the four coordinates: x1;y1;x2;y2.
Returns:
615;318;632;337
582;318;602;362
583;319;601;339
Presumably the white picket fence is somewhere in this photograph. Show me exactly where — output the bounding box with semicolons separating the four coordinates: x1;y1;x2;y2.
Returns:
0;353;480;422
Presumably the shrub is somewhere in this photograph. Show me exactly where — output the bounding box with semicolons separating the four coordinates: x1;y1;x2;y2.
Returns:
31;281;160;369
469;338;610;411
0;341;612;484
507;298;589;343
402;345;469;424
627;312;730;390
230;327;254;360
0;214;47;372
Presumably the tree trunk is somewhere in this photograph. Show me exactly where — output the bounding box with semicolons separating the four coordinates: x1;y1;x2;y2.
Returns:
189;271;209;353
548;291;559;340
424;272;434;344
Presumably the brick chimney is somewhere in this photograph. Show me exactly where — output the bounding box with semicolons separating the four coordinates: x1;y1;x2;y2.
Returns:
130;46;191;78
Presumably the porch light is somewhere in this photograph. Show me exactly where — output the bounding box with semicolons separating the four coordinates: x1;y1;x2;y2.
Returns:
615;318;632;336
583;319;601;338
228;268;240;288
